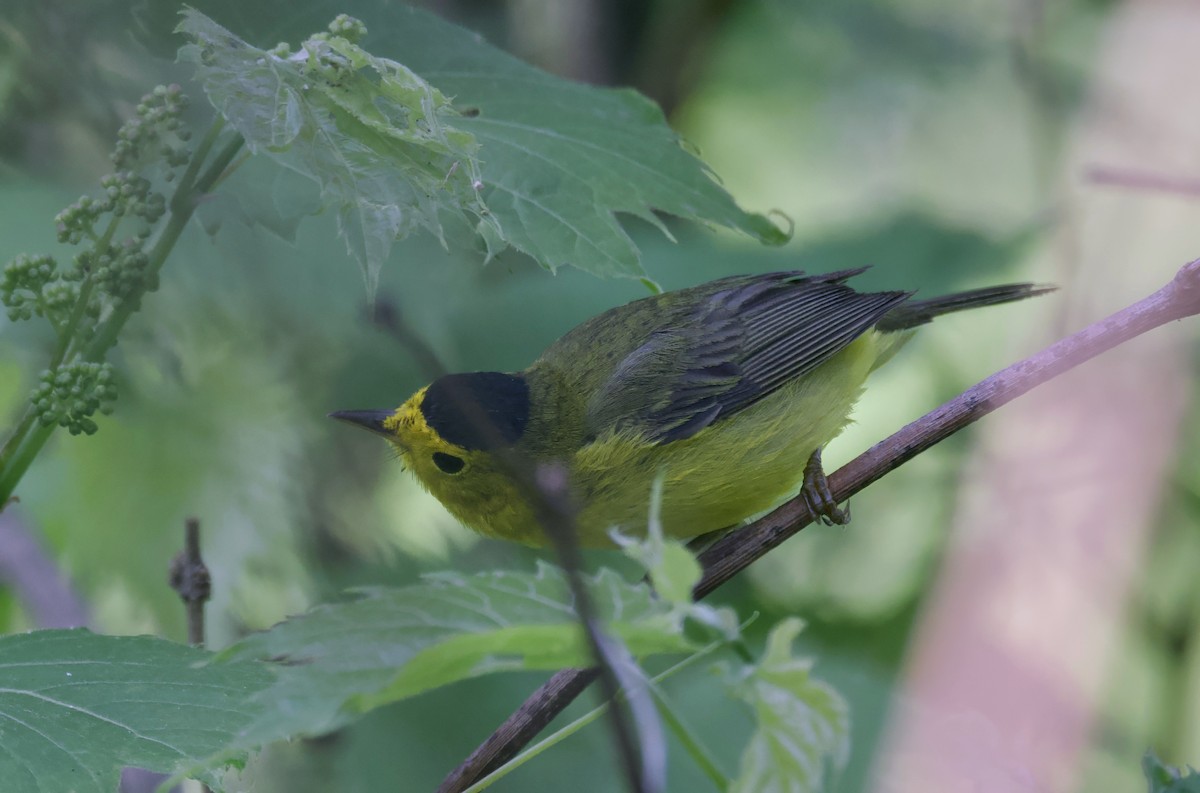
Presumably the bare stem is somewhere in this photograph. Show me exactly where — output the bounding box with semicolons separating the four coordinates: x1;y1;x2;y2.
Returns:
438;258;1200;793
167;517;213;793
168;517;211;647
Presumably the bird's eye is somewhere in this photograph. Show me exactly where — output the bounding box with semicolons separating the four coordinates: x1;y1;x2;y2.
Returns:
432;452;465;474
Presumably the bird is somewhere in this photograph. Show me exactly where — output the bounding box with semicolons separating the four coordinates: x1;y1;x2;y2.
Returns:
333;268;1051;547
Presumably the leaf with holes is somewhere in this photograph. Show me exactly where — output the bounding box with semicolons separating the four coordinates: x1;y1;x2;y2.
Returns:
728;618;850;793
178;10;497;293
0;630;274;793
180;7;787;286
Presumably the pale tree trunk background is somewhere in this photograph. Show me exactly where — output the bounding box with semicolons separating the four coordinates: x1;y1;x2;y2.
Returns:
870;1;1200;791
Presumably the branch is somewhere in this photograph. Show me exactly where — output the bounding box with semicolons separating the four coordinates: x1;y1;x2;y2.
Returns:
438;258;1200;792
1086;166;1200;198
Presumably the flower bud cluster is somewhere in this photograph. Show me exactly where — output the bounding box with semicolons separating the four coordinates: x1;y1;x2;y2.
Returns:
31;362;117;436
1;254;59;321
84;240;156;308
113;84;191;172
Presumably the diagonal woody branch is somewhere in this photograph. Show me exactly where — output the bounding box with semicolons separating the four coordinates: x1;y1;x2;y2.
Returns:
438;258;1200;793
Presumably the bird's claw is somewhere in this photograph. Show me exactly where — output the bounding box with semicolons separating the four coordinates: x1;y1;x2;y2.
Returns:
801;448;850;526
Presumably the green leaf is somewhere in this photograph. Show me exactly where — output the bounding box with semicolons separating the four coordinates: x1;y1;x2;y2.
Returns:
729;618;850;793
375;5;788;277
1144;753;1200;793
178;10;497;292
179;7;786;285
615;477;702;607
215;563;699;748
0;629;274;793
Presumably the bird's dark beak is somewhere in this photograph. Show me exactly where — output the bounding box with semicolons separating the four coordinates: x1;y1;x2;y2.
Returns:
329;409;394;438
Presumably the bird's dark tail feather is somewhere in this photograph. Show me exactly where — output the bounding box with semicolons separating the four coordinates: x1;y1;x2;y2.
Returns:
876;283;1055;332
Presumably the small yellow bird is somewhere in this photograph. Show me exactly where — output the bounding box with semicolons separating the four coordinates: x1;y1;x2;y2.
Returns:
334;269;1049;546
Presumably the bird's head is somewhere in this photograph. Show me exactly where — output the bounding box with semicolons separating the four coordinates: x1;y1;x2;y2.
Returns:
331;372;532;535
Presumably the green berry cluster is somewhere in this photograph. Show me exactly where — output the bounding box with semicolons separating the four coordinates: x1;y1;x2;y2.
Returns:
113;84;191;172
31;362;117;436
1;254;61;322
86;240;156;308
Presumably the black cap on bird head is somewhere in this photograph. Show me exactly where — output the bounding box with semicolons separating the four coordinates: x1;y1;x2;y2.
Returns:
419;371;530;451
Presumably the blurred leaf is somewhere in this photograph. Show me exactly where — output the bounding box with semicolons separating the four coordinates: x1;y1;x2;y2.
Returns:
0;629;273;793
196;159;323;243
729;618;850;793
1144;753;1200;793
214;563;700;747
179;9;496;293
32;291;317;639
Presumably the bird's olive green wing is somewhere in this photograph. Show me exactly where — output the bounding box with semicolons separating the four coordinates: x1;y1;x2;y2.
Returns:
585;269;911;442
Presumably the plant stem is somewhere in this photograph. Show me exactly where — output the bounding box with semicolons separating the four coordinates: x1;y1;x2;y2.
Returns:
0;405;37;486
461;640;726;793
171;116;225;215
50;214;122;369
0;423;55;506
647;683;728;791
85;133;244;363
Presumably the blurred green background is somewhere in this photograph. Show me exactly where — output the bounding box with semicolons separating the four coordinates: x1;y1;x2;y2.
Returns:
2;1;1199;791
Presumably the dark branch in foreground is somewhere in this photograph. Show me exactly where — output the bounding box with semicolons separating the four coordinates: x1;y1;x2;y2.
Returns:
438;258;1200;793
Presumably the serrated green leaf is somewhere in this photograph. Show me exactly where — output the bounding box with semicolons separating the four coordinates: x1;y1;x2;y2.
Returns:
213;562;697;749
178;10;497;292
0;629;274;793
729;618;850;793
1144;753;1200;793
374;5;788;277
179;6;787;284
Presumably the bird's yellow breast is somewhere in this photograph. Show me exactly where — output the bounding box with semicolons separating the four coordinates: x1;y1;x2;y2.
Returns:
567;332;881;545
392;332;885;547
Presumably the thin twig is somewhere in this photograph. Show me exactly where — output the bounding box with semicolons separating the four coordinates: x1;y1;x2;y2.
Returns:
167;518;212;793
368;298;446;377
168;517;211;647
438;258;1200;792
369;297;655;793
1085;166;1200;198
